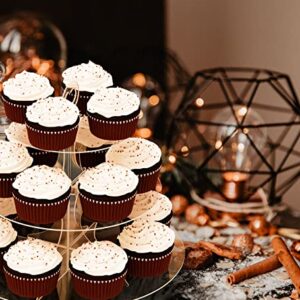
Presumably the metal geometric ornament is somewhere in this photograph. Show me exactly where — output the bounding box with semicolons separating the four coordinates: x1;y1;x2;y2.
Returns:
167;67;300;205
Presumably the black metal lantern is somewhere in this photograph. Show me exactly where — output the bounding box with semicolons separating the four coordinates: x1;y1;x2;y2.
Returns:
167;67;300;205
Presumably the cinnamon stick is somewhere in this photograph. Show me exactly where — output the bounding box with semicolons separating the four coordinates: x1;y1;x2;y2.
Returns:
272;236;300;294
196;241;243;260
227;254;281;285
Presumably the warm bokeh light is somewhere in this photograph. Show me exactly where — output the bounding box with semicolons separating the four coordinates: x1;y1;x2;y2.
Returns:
243;128;249;134
132;72;146;88
168;154;177;164
149;94;160;106
180;145;189;157
134;127;152;139
237;106;248;117
195;97;204;108
215;140;223;149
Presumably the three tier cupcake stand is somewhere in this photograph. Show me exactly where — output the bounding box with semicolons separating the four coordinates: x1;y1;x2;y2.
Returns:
0;99;184;300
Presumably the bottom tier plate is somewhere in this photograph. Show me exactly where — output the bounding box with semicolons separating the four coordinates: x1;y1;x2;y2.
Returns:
0;236;184;300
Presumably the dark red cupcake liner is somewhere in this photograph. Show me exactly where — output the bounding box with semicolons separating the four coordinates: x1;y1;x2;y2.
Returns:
26;123;79;151
79;192;136;222
87;113;139;140
0;238;18;273
4;266;60;298
0;176;15;198
2;97;30;124
71;269;127;300
28;148;58;167
65;89;93;115
75;148;107;169
137;166;161;193
0;251;4;273
127;250;172;277
13;193;70;224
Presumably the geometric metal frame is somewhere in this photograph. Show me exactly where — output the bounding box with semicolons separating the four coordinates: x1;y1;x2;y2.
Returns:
167;67;300;205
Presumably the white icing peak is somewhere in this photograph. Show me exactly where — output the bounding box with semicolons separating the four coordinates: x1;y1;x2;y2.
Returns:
87;87;140;118
62;61;113;92
0;141;33;174
78;162;138;197
5;122;30;147
71;241;127;276
76;116;117;148
106;138;161;170
26;97;80;128
3;71;54;101
128;191;172;221
118;219;175;253
0;218;17;248
4;238;62;275
13;165;71;200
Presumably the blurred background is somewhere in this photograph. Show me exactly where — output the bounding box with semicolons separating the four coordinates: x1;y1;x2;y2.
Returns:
1;0;300;210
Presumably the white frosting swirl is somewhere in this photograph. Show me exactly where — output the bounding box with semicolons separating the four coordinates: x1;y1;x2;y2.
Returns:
106;138;161;170
76;116;117;148
118;219;175;253
71;241;127;276
78;162;138;197
62;61;113;92
0;141;33;174
87;87;140;118
0;218;17;248
128;191;172;221
3;71;54;101
4;238;62;275
26;97;80;127
12;165;71;200
5;122;30;147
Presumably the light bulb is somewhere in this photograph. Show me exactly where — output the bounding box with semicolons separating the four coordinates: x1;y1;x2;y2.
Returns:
211;105;267;201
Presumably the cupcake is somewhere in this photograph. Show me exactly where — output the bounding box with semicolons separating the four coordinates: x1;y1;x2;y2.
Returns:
25;97;80;150
87;87;140;140
128;191;173;225
5;122;58;167
70;241;127;300
118;219;175;277
75;116;117;169
12;165;71;225
3;238;62;298
106;138;161;193
1;71;54;123
62;61;113;114
78;162;138;222
0;218;17;272
0;141;33;197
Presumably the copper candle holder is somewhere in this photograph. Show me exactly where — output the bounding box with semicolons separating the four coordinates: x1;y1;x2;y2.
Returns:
222;172;248;202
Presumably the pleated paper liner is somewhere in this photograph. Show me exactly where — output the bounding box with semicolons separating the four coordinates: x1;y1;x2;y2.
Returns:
70;266;127;300
12;189;70;225
0;173;17;198
26;121;79;151
126;247;173;278
28;147;58;167
75;143;110;169
65;88;93;115
4;263;61;298
79;189;136;222
136;167;161;193
87;111;139;140
1;95;35;124
0;237;18;273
